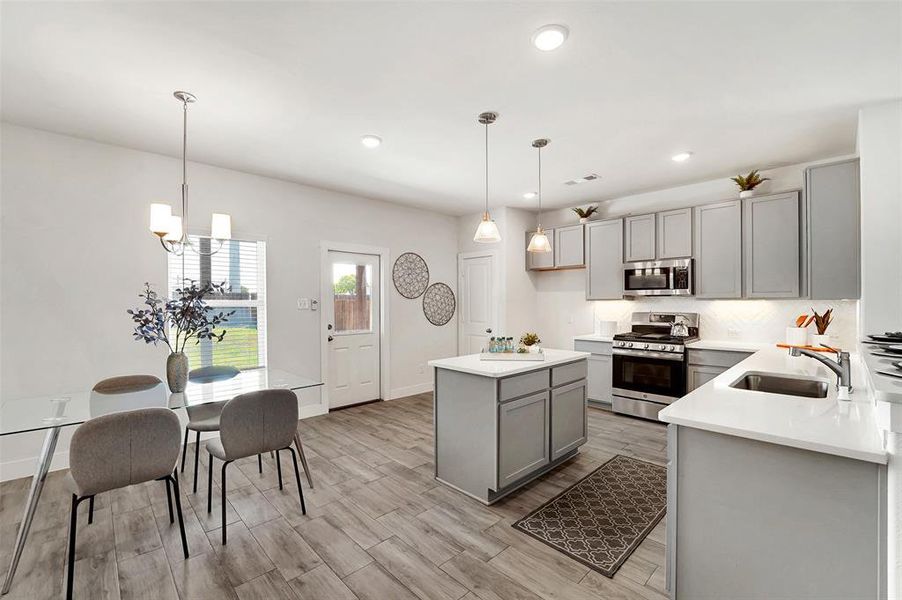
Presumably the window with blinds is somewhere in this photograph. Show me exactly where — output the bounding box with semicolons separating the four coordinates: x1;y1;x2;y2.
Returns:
167;237;267;371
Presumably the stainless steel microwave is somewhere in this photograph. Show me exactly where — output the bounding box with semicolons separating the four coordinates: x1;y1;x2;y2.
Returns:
623;258;693;296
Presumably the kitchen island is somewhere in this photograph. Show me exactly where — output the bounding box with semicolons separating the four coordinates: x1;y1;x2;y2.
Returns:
659;347;887;599
428;349;589;504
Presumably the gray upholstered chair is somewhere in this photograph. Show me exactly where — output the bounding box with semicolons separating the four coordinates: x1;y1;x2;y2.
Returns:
206;389;306;544
92;374;162;394
181;366;240;493
65;408;188;599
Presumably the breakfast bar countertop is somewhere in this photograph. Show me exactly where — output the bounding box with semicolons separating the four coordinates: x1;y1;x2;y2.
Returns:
428;349;589;378
659;347;887;464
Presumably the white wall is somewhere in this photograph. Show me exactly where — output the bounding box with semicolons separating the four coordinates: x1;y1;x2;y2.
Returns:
858;101;902;336
0;123;459;479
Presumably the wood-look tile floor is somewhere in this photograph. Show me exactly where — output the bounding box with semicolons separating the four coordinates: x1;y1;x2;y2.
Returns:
0;394;668;599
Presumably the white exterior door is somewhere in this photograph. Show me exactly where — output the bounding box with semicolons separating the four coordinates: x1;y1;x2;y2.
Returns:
458;252;498;355
326;251;381;408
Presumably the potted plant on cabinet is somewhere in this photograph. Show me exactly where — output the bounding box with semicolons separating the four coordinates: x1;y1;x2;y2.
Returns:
731;170;770;199
571;205;599;224
128;281;234;392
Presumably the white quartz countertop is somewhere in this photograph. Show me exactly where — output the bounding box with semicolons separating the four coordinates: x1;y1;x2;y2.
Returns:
573;334;614;343
429;349;589;378
684;339;772;352
659;347;886;464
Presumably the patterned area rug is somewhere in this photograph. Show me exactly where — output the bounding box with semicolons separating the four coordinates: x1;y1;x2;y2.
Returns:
513;454;667;578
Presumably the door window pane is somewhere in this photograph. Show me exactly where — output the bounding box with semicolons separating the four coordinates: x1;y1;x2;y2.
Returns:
333;263;372;333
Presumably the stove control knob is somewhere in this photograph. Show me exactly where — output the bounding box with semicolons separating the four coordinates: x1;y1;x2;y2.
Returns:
644;343;650;349
665;345;673;352
626;342;633;348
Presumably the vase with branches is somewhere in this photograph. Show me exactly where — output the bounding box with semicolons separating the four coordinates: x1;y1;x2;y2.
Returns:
128;281;235;392
731;170;770;199
571;205;599;224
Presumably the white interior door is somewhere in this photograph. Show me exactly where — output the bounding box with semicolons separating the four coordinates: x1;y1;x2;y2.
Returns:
458;252;499;355
326;251;381;408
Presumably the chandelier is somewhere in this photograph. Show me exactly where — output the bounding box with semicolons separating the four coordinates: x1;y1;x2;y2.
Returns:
149;91;231;256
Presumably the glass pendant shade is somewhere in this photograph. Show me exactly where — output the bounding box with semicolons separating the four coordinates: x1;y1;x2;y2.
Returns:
149;203;173;236
473;212;501;243
211;213;232;240
163;215;183;242
527;227;552;253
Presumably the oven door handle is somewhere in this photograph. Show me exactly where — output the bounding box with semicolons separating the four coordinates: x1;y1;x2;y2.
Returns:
612;348;685;361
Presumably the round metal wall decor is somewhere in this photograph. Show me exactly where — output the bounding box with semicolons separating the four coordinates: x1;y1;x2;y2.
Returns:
422;282;456;326
392;252;430;299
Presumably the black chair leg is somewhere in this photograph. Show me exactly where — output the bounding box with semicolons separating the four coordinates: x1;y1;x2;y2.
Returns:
207;452;214;514
287;447;306;515
180;426;189;473
257;454;263;474
275;450;283;490
193;430;201;494
87;495;95;525
221;461;231;545
164;477;174;524
170;472;190;560
66;494;84;600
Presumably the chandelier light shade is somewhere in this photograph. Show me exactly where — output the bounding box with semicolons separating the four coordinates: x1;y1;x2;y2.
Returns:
149;91;232;257
473;111;501;244
527;138;552;253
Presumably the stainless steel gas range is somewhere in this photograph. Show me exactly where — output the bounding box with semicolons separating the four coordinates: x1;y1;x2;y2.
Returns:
611;312;699;421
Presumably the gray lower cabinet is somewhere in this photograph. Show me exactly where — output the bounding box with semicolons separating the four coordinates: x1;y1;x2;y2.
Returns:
668;425;885;599
585;219;623;300
498;391;550;489
806;159;860;299
687;364;725;391
551;380;587;460
694;200;742;298
526;229;555;270
586;354;613;404
624;214;656;262
656;207;692;259
743;191;801;298
554;224;585;268
687;349;752;391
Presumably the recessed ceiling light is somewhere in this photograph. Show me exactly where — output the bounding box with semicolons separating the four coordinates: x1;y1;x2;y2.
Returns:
361;135;382;149
671;151;693;162
523;192;538;200
531;24;569;51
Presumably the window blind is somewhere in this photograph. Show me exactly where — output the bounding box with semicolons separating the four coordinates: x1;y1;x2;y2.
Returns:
167;236;267;371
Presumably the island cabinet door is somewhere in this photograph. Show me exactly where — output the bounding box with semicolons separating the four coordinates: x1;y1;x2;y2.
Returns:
497;391;550;489
550;380;587;461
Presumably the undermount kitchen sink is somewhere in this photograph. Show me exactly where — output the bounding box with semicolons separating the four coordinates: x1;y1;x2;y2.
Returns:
729;372;829;398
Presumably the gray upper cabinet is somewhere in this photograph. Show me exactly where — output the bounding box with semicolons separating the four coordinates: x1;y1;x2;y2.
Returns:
525;229;555;270
656;207;693;259
554;225;585;268
585;219;623;300
743;191;800;298
624;214;656;262
806;159;860;299
694;200;742;298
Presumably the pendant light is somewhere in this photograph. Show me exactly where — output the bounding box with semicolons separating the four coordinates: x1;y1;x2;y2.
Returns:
149;91;232;256
473;111;501;243
527;138;552;253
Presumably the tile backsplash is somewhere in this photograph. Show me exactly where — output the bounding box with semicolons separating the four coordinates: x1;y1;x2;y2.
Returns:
593;298;859;348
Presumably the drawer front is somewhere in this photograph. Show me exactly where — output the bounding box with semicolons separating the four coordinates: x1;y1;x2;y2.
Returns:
574;340;613;355
552;360;588;387
687;349;752;368
499;369;549;402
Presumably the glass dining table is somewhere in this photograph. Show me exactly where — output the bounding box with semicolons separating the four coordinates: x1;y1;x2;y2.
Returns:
0;367;323;595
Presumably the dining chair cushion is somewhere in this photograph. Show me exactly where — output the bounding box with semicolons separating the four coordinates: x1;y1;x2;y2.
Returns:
206;389;298;462
92;375;162;395
185;402;224;432
67;408;181;497
189;365;240;384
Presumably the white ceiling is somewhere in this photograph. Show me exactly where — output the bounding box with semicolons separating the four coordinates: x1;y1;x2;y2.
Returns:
2;2;900;215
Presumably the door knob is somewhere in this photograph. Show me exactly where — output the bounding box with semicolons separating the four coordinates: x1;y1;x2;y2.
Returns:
327;323;333;331
327;336;334;342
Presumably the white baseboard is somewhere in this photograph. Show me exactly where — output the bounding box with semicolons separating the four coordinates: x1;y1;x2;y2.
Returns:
389;382;433;400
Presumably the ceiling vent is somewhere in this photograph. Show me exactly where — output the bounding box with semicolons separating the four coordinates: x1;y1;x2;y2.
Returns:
564;173;601;186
